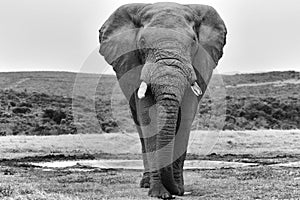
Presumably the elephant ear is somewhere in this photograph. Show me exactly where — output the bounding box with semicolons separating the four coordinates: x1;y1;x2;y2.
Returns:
99;3;148;80
186;5;227;90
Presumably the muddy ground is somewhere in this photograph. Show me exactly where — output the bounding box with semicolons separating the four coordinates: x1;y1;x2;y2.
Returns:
0;152;300;200
0;131;300;199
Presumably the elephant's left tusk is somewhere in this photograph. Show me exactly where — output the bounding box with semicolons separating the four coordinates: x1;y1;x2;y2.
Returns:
191;82;202;96
137;81;148;99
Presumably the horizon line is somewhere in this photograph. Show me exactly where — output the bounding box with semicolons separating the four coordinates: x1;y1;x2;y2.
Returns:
0;69;299;76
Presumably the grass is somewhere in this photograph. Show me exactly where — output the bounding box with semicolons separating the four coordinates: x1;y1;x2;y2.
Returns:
0;71;300;199
1;130;300;159
1;130;300;199
0;71;299;136
1;165;299;200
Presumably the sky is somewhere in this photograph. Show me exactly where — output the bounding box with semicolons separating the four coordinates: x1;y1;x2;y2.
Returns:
0;0;300;74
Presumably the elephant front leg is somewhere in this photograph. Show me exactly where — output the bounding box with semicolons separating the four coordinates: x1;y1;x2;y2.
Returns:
140;171;150;188
134;93;163;192
148;158;179;198
172;128;189;196
172;88;199;196
137;126;151;188
130;102;151;188
142;128;176;198
148;173;174;199
172;152;186;196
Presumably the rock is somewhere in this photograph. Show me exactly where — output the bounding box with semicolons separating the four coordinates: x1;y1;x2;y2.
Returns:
1;112;12;118
9;101;16;107
0;131;6;136
12;107;31;114
18;102;33;108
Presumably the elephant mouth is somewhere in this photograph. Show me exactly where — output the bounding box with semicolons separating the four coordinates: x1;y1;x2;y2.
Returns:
138;79;202;100
138;82;201;100
137;57;202;99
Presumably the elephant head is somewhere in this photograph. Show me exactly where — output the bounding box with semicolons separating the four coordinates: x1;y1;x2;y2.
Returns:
99;2;226;198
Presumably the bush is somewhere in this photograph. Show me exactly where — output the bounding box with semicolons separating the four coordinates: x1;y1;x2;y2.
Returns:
100;119;118;133
9;101;16;107
0;185;13;197
12;107;31;114
272;109;285;120
0;131;6;136
43;108;67;124
18;102;33;108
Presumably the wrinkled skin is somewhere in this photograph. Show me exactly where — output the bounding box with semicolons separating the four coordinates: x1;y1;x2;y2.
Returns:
99;2;226;199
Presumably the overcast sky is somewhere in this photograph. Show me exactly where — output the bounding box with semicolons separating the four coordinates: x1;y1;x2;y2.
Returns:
0;0;300;74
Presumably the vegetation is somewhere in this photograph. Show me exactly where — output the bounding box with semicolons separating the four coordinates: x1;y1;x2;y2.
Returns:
1;130;300;199
0;71;299;135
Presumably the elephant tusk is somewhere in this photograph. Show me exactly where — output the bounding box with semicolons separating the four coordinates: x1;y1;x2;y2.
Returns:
191;82;202;96
137;81;148;99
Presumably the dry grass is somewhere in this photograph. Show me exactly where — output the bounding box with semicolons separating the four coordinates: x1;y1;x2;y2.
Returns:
1;130;300;199
1;130;300;159
1;162;300;199
0;183;83;200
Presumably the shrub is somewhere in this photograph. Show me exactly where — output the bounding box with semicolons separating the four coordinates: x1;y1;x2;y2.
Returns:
9;101;16;107
18;102;33;108
43;108;67;124
272;109;285;120
0;185;14;197
100;119;118;133
12;107;31;114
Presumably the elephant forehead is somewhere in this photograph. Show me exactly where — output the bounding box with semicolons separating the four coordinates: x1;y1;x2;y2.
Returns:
141;28;192;42
139;4;195;30
148;13;188;28
140;2;194;21
139;28;194;53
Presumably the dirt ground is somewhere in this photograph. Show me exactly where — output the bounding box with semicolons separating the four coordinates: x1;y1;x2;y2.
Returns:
1;130;300;199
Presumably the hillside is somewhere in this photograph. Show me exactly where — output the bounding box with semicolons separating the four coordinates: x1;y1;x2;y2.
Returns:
0;70;299;135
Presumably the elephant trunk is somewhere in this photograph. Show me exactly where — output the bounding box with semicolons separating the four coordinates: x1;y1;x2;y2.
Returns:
153;76;187;194
156;96;180;193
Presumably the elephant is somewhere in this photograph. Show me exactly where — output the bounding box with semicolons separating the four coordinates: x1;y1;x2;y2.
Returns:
99;2;226;199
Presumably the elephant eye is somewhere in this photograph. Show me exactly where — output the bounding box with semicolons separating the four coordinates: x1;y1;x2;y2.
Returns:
132;16;142;28
191;34;198;43
139;37;146;47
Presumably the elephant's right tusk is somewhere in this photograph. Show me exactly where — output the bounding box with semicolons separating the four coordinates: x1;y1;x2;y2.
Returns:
191;82;202;96
137;81;148;99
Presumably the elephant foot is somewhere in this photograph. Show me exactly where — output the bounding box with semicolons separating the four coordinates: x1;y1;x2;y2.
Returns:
140;172;150;188
175;184;184;196
174;174;184;195
148;182;174;199
168;183;183;196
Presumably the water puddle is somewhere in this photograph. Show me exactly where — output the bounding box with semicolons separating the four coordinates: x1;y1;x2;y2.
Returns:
28;159;258;170
270;161;300;168
226;78;300;88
